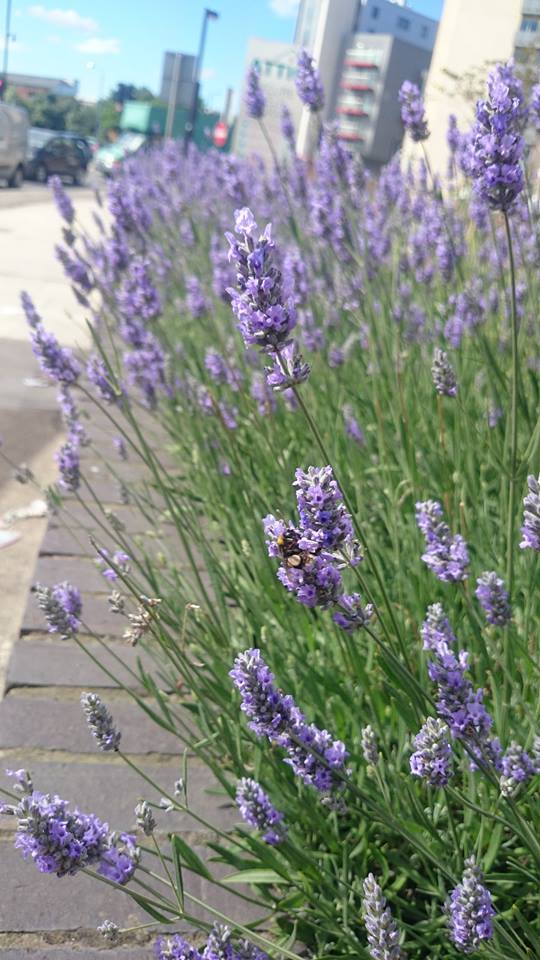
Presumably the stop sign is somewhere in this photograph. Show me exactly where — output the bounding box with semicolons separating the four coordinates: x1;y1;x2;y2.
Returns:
213;120;228;148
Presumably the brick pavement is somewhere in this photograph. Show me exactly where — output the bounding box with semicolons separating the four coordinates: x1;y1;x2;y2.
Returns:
0;402;255;957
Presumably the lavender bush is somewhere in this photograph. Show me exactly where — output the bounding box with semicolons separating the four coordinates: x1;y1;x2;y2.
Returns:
1;58;540;959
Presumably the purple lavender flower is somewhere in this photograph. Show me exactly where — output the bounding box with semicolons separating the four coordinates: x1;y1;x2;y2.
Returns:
28;322;81;385
281;105;296;147
155;936;202;960
332;593;373;632
226;208;296;354
245;65;265;119
470;61;525;210
230;648;348;801
55;438;80;492
98;832;139;884
81;692;121;752
531;82;540;129
87;355;119;403
447;857;495;953
500;741;535;797
235;777;286;845
410;717;453;787
55;245;92;293
50;175;74;225
117;257;162;323
431;348;457;398
295;49;324;113
398;80;429;142
265;341;310;391
277;552;343;609
475;572;511;626
362;873;406;959
35;581;82;637
294;465;355;552
185;276;209;319
343;405;365;446
20;291;41;329
447;114;460;154
520;474;540;552
123;332;166;409
416;500;469;583
250;373;277;415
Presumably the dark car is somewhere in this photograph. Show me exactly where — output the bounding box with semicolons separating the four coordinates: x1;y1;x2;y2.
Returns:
24;130;89;184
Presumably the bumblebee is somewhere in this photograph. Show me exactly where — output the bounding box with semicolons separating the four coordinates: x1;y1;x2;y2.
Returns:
276;528;317;569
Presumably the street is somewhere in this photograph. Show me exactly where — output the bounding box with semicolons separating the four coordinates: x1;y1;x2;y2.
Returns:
0;181;96;692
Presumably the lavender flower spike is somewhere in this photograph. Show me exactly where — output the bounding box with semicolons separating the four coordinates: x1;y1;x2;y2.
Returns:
35;581;82;638
431;348;457;397
294;465;355;552
29;321;81;385
475;572;511;626
155;936;202;960
236;778;287;845
470;61;525;211
415;500;469;583
230;649;349;802
500;741;535;797
410;717;453;787
245;65;265;119
81;692;121;752
362;873;407;959
295;49;325;113
361;725;379;765
520;474;540;552
332;593;373;632
447;857;495;953
50;174;74;225
398;80;429;142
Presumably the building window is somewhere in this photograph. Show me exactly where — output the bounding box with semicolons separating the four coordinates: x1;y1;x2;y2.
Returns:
397;15;410;30
371;5;379;17
420;25;428;38
521;17;538;31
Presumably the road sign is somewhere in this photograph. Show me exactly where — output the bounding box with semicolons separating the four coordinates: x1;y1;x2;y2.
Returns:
213;120;228;148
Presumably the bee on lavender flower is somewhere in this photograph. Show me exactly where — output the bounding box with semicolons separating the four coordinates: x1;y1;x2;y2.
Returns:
276;526;320;570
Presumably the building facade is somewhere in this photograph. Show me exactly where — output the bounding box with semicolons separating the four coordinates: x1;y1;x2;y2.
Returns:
419;0;524;176
5;74;78;99
335;32;432;165
358;0;437;53
234;38;303;163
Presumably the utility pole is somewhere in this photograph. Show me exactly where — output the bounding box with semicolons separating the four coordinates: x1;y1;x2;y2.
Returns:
165;52;181;139
183;7;219;155
1;0;13;101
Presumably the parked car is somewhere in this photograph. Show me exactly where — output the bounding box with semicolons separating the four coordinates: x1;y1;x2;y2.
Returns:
94;131;147;176
0;103;28;188
24;130;89;184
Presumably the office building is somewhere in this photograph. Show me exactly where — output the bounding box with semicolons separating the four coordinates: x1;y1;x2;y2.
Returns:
419;0;524;175
5;73;78;99
358;0;437;53
234;38;303;162
335;32;432;165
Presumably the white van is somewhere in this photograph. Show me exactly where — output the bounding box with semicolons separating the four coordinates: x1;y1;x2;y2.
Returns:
0;103;28;188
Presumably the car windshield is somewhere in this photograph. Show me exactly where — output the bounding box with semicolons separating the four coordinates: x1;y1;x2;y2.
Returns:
28;128;54;150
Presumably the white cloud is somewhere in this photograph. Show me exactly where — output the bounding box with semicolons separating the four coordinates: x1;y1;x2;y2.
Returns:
75;36;119;54
46;34;63;45
28;6;98;32
269;0;299;17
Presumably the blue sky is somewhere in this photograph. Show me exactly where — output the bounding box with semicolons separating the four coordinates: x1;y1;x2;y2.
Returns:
3;0;444;107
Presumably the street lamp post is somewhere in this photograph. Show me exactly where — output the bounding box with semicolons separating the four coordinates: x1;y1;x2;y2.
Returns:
1;0;13;101
183;7;218;155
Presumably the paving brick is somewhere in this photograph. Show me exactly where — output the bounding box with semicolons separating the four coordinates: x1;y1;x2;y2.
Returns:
6;639;154;691
0;840;261;932
39;526;102;558
0;694;188;755
1;949;150;959
34;557;107;594
0;759;237;835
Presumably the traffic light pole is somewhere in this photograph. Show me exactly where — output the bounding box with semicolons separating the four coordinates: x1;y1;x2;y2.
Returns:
1;0;13;100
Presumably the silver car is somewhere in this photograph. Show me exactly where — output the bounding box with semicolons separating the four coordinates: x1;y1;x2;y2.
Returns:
0;103;28;188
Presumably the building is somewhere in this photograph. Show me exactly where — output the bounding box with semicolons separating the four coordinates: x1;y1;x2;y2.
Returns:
234;38;303;163
358;0;437;53
5;73;78;99
419;0;524;175
335;32;432;165
160;53;196;111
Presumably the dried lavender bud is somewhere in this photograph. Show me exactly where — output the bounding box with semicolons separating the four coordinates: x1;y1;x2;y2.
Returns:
80;692;121;752
236;777;287;845
108;590;126;614
447;857;495;953
362;873;406;959
134;800;156;835
6;768;33;796
361;725;379;765
475;572;511;626
123;596;161;645
98;920;120;942
410;717;453;787
500;741;535;797
431;348;457;397
14;463;34;484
